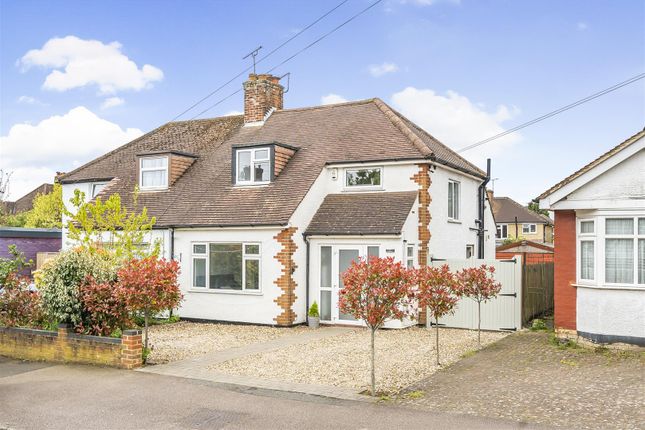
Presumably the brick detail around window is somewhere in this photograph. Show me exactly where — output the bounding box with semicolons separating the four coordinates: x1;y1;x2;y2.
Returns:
412;164;432;325
274;227;298;326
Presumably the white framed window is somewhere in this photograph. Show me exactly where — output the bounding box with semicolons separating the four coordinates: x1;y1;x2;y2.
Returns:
466;244;475;259
448;180;460;221
191;242;261;291
406;245;415;268
605;218;636;284
522;224;537;234
91;182;108;198
344;167;382;188
236;148;270;185
496;224;508;239
139;156;168;190
578;219;595;281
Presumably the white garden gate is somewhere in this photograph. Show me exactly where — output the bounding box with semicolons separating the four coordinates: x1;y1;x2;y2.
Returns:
428;257;522;331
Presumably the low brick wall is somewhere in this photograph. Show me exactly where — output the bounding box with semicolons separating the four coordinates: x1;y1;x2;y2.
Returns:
0;324;142;369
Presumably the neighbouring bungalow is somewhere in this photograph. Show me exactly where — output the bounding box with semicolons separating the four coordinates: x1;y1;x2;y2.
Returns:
489;191;554;245
59;73;496;327
538;128;645;346
1;183;54;215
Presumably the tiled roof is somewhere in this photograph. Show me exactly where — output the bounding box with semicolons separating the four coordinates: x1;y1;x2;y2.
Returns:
491;197;552;224
538;128;645;200
305;191;417;236
3;183;54;214
59;98;483;227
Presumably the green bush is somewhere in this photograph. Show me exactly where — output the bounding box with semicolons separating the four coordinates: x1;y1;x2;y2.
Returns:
0;245;32;286
38;248;118;325
308;301;319;318
531;318;547;331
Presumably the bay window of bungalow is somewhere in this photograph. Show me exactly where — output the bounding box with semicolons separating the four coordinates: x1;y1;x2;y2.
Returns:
192;243;260;291
237;148;270;184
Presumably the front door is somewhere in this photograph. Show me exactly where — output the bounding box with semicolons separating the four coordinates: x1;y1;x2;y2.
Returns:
318;244;380;325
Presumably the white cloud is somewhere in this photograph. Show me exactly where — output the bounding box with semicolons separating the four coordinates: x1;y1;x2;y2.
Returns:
101;97;125;109
577;22;588;31
320;94;348;105
18;35;163;94
368;62;399;78
390;87;521;168
0;106;142;199
17;95;47;105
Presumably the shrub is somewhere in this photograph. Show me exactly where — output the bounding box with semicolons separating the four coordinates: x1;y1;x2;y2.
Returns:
0;245;32;286
78;277;131;336
39;248;118;325
118;257;182;349
308;301;319;318
0;274;45;328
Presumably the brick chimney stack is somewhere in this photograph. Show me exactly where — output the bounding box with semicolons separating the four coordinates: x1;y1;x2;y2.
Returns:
243;74;284;124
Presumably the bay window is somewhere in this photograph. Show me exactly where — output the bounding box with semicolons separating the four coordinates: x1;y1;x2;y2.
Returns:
191;242;261;291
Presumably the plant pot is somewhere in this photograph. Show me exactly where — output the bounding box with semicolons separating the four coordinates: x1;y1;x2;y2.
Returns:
308;317;320;329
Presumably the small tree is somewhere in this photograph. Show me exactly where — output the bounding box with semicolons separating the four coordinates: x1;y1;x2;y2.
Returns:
456;265;502;347
339;256;415;396
25;183;63;229
117;257;182;350
415;265;460;365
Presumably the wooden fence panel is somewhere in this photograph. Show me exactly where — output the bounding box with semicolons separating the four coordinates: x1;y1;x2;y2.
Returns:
522;262;554;324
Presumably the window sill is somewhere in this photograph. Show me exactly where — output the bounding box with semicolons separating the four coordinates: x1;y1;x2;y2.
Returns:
234;183;270;188
572;283;645;292
139;187;169;192
341;187;384;192
188;288;263;296
447;219;461;224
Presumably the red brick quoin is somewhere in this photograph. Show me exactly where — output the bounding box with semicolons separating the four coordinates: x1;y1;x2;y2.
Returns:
274;227;298;326
412;164;432;325
553;210;577;331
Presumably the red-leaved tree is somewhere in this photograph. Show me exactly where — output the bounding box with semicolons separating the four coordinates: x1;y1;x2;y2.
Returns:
79;276;132;336
456;265;502;347
117;257;182;350
415;265;460;365
339;256;416;396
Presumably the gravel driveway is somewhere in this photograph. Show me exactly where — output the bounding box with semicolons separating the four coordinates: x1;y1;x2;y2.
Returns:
146;322;307;364
396;331;645;430
210;327;507;394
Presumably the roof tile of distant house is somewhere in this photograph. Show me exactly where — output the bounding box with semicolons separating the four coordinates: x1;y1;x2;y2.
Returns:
59;98;483;227
2;183;54;214
305;191;417;236
538;128;645;200
492;196;552;224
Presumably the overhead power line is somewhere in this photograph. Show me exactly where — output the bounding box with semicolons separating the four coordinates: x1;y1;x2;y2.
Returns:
457;72;645;153
171;0;350;121
191;0;385;119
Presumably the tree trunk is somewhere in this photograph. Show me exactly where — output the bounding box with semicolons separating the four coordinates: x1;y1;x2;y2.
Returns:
477;301;481;348
435;316;440;366
144;312;149;350
370;328;376;396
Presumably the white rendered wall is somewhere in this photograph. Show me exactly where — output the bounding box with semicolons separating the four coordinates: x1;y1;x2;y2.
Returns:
577;286;645;340
428;166;494;261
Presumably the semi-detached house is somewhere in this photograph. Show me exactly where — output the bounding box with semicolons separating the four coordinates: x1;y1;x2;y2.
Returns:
59;73;496;327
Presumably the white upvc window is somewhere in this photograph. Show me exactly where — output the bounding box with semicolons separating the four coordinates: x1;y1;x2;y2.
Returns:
522;224;537;234
91;182;108;198
578;219;595;281
448;180;460;221
576;216;645;287
496;224;508;239
236;148;270;185
406;245;415;268
344;167;382;189
139;156;168;190
191;242;261;292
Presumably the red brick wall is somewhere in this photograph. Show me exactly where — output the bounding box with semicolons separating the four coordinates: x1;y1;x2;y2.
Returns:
553;210;577;330
496;251;554;264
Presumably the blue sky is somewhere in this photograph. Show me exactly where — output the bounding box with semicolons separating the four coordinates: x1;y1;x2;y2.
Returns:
1;0;644;203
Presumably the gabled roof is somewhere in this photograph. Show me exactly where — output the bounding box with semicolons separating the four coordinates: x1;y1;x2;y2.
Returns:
59;98;485;228
496;240;554;253
492;196;552;224
305;191;417;236
3;183;54;214
538;128;645;201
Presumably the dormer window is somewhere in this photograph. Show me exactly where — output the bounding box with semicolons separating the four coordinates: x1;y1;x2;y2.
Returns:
140;156;168;190
237;147;270;184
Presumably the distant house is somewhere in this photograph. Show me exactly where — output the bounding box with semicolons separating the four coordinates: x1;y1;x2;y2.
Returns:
490;192;553;245
496;240;554;265
1;183;54;215
58;73;496;327
539;128;645;346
